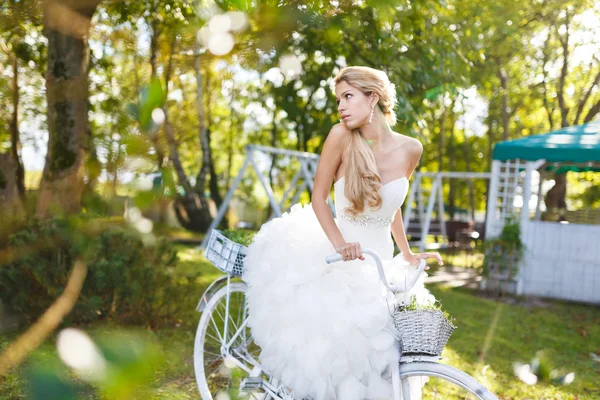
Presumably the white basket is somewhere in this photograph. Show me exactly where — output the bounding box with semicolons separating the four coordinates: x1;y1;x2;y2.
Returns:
205;229;247;276
393;309;456;356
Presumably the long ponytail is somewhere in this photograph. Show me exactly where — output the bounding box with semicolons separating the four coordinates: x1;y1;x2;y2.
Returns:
335;66;397;215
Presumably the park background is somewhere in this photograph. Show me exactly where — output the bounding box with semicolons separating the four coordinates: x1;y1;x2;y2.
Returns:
0;0;599;399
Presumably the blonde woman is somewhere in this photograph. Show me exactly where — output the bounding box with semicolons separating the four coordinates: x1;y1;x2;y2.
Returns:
243;66;443;400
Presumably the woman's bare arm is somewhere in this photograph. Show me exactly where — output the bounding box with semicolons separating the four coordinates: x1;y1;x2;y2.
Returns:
390;139;443;266
390;139;422;257
311;124;348;248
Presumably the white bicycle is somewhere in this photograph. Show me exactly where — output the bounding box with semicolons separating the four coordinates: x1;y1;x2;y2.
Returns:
194;230;498;399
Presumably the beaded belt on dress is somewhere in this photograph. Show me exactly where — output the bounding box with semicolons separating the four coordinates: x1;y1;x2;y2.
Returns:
338;212;394;227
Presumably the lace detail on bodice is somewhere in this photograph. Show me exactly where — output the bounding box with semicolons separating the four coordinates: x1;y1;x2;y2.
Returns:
337;213;394;227
334;176;409;228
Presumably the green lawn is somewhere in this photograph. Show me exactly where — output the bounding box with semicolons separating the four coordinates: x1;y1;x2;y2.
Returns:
431;285;600;399
1;245;598;399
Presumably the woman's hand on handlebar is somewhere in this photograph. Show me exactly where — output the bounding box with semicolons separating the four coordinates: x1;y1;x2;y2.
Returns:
403;251;444;270
334;242;365;261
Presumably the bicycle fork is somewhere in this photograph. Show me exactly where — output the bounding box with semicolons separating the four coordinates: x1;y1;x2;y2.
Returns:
391;359;413;400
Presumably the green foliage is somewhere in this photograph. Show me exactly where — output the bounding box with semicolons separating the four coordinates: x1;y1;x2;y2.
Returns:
23;329;165;400
127;78;166;135
482;218;524;279
0;217;180;327
220;228;256;247
26;360;84;400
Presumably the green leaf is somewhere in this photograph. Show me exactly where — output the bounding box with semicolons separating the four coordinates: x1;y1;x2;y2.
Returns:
26;363;79;400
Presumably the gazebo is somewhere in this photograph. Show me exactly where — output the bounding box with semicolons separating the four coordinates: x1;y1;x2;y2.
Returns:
485;120;600;303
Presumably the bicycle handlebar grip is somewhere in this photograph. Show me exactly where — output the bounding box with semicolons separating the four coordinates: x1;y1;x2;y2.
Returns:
325;253;343;264
325;249;427;293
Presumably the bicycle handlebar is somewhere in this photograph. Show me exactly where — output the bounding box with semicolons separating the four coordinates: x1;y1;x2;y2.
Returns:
325;248;427;293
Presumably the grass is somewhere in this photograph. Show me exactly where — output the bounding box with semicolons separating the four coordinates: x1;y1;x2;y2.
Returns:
1;244;599;399
432;286;600;399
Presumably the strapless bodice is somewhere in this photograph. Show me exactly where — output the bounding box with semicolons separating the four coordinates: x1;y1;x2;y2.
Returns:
333;176;410;256
334;176;409;224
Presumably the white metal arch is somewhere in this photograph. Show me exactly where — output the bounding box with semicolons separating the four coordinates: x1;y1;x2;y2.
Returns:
404;171;492;252
200;145;333;248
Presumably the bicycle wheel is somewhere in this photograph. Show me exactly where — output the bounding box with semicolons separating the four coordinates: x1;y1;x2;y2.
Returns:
194;281;271;400
399;362;498;400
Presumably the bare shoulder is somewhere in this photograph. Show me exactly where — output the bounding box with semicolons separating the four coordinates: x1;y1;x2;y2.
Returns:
395;133;423;157
327;123;352;143
392;134;422;177
318;123;351;162
322;123;351;155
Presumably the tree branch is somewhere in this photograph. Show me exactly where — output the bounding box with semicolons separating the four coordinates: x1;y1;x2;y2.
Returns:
584;97;600;123
541;30;555;129
162;34;193;194
0;260;87;375
575;64;600;124
556;11;570;127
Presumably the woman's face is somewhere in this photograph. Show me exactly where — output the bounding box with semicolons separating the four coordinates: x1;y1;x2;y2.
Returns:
335;80;374;129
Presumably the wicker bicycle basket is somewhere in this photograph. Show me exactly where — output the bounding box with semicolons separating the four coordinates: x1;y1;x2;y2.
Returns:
205;229;247;276
392;308;456;357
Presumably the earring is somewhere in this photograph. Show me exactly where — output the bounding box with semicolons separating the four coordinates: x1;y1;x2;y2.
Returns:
368;107;374;123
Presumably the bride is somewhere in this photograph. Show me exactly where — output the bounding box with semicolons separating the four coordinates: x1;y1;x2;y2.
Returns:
242;66;443;400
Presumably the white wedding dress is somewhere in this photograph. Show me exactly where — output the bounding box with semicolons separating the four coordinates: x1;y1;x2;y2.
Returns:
243;176;434;400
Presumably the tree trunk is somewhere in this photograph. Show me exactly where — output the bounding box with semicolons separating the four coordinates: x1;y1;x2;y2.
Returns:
226;82;237;191
147;15;169;224
540;30;556;130
150;18;159;78
544;172;567;213
0;153;25;223
207;127;225;215
556;13;570;129
204;66;225;219
168;37;213;232
437;106;446;172
486;116;496;171
265;109;278;219
463;129;475;221
150;34;209;232
484;115;497;233
447;100;456;220
194;43;211;194
10;54;26;209
37;0;101;217
498;67;510;141
546;10;571;213
269;112;277;187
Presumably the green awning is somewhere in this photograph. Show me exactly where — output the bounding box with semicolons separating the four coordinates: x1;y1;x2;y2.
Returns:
493;121;600;165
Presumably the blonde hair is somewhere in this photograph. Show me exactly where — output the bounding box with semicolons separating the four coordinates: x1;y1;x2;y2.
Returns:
334;66;397;216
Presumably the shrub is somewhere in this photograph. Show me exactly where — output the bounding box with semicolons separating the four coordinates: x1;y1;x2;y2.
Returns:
0;217;179;327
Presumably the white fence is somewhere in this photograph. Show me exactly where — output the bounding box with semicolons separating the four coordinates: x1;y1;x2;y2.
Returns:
519;221;600;304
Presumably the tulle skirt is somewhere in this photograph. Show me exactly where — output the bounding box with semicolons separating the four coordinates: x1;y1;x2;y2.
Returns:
243;203;433;399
